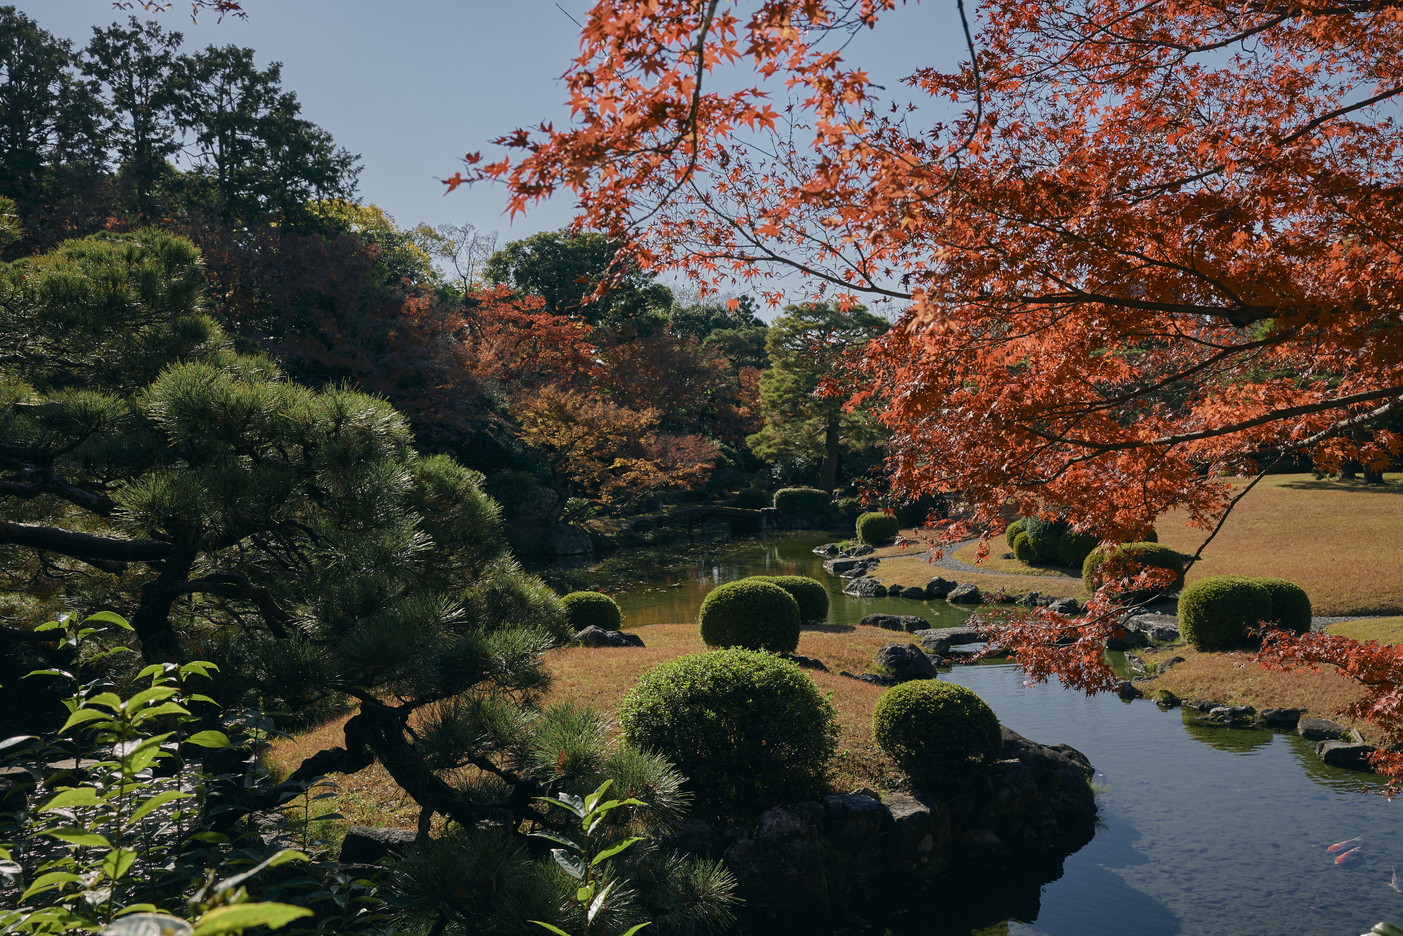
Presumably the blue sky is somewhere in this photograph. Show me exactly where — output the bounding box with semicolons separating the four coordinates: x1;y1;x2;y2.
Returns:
13;1;966;277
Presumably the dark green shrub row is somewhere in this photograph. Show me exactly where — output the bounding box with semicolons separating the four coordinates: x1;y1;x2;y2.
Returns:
731;487;769;509
773;487;830;515
1179;575;1311;651
1082;542;1185;601
872;680;1002;790
856;511;900;545
751;574;829;624
618;649;838;809
698;579;801;652
560;591;622;631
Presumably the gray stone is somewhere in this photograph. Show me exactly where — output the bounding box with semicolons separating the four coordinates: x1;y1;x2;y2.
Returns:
925;577;956;599
839;559;879;579
914;626;983;655
1316;740;1377;771
823;556;868;575
1155;655;1186;674
1047;597;1082;615
1183;698;1222;713
1125;653;1149;676
822;793;891;854
783;652;829;672
1260;707;1305;729
849;544;875;557
1116;681;1143;700
1106;627;1149;651
721;802;834;914
884;791;951;876
572;626;645;648
947;583;982;604
999;727;1096;826
1298;716;1353;742
1123;612;1181;643
839;670;899;686
546;522;594;556
1206;705;1257;726
812;543;841;556
339;826;417;864
843;576;888;598
1018;592;1045;607
898;585;928;600
875;643;938;682
859;613;930;633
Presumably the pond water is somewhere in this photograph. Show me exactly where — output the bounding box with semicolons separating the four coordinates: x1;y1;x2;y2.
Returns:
554;532;1403;936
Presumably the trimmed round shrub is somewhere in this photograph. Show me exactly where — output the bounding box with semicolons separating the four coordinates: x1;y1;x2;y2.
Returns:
732;487;769;510
833;496;863;520
1082;542;1185;600
559;591;622;632
1055;529;1100;567
618;649;838;808
773;486;830;515
1256;577;1312;635
698;579;801;652
872;680;1002;790
1003;519;1026;540
752;574;829;624
1011;530;1037;563
856;511;900;545
1178;575;1273;651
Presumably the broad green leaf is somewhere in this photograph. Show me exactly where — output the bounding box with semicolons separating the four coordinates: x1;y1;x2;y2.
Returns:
529;922;572;936
130;789;195;823
127;686;181;711
41;787;106;811
130;701;191;726
41;827;111;848
527;830;577;851
103;846;137;880
576;883;594;903
214;848;308;894
620;924;653;936
586;880;616;924
138;663;174;682
191;902;313;935
0;733;35;752
86;692;124;713
34;619;64;632
20;870;84;900
550;848;586;881
591;836;642;866
102;912;194;936
180;661;219;678
60;708;114;733
85;611;133;630
184;730;232;749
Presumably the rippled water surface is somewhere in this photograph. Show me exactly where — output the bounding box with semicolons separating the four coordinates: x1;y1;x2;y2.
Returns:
557;532;1403;936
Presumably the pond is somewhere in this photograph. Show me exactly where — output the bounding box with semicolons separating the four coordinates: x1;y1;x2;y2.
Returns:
553;532;1403;936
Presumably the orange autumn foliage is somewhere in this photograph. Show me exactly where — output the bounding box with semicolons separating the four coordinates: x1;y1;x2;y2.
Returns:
464;0;1403;770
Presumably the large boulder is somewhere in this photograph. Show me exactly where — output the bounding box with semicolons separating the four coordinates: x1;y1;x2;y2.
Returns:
823;556;869;576
572;625;645;648
1298;717;1354;743
547;522;594;556
897;585;928;600
883;791;951;877
1316;740;1377;771
914;626;983;655
1047;597;1082;615
860;613;930;633
843;576;888;598
874;643;938;682
339;826;417;864
925;577;956;599
947;583;982;604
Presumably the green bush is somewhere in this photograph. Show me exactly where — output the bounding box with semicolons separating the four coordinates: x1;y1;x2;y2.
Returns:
617;649;838;809
732;487;769;509
1004;519;1026;539
698;579;801;652
872;680;1003;790
773;486;831;515
856;511;900;545
752;574;830;624
1082;541;1185;600
1055;529;1100;567
1178;575;1274;651
560;591;623;632
833;495;864;520
1258;578;1313;634
1011;530;1037;563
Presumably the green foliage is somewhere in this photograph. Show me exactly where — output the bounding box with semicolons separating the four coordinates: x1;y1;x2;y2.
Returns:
750;574;829;624
872;680;1003;790
698;580;801;652
0;613;321;936
1082;542;1186;600
1004;519;1025;539
1258;578;1313;634
1011;530;1036;563
1179;575;1274;651
855;511;900;545
562;591;624;632
1055;529;1100;567
617;649;838;809
730;487;768;509
772;486;830;515
832;496;863;520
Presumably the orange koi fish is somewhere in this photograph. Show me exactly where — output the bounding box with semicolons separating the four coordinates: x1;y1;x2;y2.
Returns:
1335;846;1363;865
1327;837;1362;854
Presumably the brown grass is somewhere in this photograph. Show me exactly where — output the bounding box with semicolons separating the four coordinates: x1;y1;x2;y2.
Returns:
1141;646;1370;732
872;539;1085;600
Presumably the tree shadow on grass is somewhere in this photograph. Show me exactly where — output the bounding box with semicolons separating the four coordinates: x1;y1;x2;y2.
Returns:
802;623;855;633
1276;478;1403;495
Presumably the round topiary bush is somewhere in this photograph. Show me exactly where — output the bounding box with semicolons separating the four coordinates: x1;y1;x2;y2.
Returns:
1082;542;1185;600
1003;519;1026;540
698;579;801;652
1055;529;1100;567
1257;578;1312;634
872;680;1003;790
617;649;838;808
773;487;831;515
559;591;622;632
856;511;900;545
1011;530;1037;563
752;574;829;624
732;487;769;510
1178;575;1273;651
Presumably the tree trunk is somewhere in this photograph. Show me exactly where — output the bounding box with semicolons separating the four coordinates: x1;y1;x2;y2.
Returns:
131;542;196;662
820;415;840;495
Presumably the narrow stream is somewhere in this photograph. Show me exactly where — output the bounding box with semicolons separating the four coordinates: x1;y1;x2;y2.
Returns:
551;532;1403;936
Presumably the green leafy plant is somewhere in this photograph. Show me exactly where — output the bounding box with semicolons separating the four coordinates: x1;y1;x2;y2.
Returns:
697;580;800;652
872;680;1003;791
1179;575;1275;651
529;781;651;936
1257;578;1312;634
1082;541;1185;601
855;511;899;546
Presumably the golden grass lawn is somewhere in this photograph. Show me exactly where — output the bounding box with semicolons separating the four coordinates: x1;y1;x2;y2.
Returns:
874;473;1403;616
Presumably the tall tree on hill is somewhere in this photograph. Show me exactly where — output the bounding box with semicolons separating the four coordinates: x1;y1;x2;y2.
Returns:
748;303;888;493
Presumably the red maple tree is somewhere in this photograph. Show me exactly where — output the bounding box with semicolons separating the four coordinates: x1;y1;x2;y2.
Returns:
462;0;1403;763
